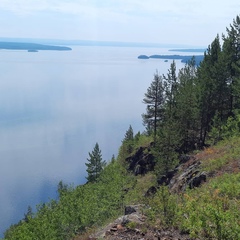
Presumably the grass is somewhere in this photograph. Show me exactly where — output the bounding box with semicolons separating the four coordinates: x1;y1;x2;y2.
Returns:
124;173;157;205
195;136;240;175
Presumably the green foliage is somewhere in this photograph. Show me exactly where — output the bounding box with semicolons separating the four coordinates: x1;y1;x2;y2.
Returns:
147;186;179;227
221;113;240;139
154;125;179;177
124;173;157;205
201;135;240;173
163;60;178;114
196;35;228;147
122;125;134;154
179;173;240;239
124;125;134;141
118;127;153;167
133;133;153;149
174;58;199;152
57;180;73;198
23;206;33;223
85;142;106;182
222;15;240;115
126;221;137;229
4;160;131;240
208;112;240;145
142;72;165;142
147;135;240;239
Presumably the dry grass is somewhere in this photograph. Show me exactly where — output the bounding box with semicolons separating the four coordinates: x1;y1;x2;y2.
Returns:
195;137;240;177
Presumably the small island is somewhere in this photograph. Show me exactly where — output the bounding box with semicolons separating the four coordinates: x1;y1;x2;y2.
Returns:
28;49;38;52
138;55;149;59
0;42;72;51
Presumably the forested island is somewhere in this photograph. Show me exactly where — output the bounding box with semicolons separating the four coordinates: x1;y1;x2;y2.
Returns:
3;15;240;240
0;42;72;51
138;54;204;65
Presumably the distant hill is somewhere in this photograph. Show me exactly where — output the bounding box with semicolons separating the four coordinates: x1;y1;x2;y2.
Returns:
0;42;72;51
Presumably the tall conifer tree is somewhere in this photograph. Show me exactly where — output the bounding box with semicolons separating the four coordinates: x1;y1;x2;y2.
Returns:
154;61;179;176
142;72;165;143
122;125;134;154
175;58;199;152
196;36;226;146
85;143;105;182
222;15;240;116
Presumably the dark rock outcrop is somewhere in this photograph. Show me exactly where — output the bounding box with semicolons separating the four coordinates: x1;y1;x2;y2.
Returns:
126;145;155;175
126;145;207;194
157;169;178;186
169;158;207;193
143;155;208;195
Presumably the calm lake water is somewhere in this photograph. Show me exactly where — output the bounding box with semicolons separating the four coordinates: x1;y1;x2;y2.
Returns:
0;46;187;235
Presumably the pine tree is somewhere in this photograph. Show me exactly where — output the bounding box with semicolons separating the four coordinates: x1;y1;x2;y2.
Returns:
124;125;134;142
153;62;180;176
175;58;199;152
122;125;134;154
163;61;178;114
57;180;70;198
23;206;33;223
196;35;228;146
142;72;165;143
154;123;179;177
222;15;240;116
162;60;180;143
85;143;105;182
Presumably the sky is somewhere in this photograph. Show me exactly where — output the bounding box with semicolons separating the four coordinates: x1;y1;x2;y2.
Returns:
0;0;239;47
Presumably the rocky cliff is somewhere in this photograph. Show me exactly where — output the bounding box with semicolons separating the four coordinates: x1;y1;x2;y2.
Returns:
126;145;207;193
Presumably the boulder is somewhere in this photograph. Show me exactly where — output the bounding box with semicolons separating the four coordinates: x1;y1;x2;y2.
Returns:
125;205;136;215
144;186;157;197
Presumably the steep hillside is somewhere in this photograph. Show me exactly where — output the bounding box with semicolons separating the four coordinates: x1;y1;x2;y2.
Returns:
3;132;240;240
74;136;240;240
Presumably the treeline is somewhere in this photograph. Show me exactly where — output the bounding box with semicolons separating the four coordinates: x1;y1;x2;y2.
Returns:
141;15;240;176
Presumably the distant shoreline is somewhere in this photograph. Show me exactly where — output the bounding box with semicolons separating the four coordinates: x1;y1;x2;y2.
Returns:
0;38;206;49
169;48;206;52
0;42;72;51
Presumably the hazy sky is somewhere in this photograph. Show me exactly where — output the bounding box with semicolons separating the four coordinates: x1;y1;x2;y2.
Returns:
0;0;239;46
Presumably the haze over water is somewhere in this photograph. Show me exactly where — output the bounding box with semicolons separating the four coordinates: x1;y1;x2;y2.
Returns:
0;46;188;235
